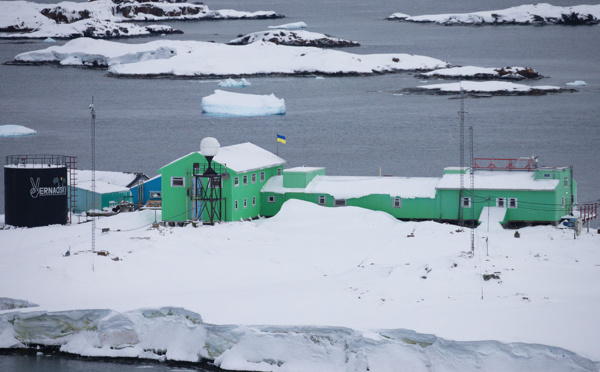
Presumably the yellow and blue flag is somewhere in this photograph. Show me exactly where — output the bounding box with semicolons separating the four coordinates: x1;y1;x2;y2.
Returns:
276;134;286;144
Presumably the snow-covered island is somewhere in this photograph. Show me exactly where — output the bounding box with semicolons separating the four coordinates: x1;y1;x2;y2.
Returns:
403;81;576;97
229;30;360;48
9;38;450;78
388;3;600;25
0;0;283;39
0;124;37;137
415;66;542;81
1;201;599;370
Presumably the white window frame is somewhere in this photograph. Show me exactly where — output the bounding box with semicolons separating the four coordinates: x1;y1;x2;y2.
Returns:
334;199;347;207
508;198;518;208
393;197;402;208
243;198;247;209
252;196;256;207
564;177;569;187
171;177;185;187
267;196;276;203
234;177;239;187
251;173;257;184
461;197;471;208
260;171;265;182
234;200;238;211
496;197;506;208
318;195;326;205
243;175;248;186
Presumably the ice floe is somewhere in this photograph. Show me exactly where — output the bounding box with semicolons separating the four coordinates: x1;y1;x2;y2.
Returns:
0;124;37;137
11;38;449;78
268;22;308;30
201;90;285;117
218;78;252;88
388;3;600;25
566;80;588;86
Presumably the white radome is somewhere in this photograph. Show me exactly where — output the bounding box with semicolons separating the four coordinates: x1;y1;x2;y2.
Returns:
200;137;220;157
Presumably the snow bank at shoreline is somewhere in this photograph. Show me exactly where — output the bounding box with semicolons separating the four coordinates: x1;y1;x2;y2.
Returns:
11;38;450;78
1;306;598;371
1;200;599;368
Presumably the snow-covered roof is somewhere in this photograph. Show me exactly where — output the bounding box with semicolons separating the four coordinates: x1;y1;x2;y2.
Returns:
162;142;286;174
72;170;143;192
263;175;440;199
436;170;559;191
213;142;286;173
284;166;324;173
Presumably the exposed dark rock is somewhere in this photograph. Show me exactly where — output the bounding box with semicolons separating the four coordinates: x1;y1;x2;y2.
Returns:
229;30;360;48
41;7;92;24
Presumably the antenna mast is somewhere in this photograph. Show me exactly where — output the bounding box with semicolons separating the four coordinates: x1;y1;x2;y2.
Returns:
90;98;96;255
458;88;466;226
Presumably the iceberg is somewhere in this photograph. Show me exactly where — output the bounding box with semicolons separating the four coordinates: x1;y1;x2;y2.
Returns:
0;124;37;137
201;90;285;117
566;80;587;86
218;78;252;88
268;21;308;30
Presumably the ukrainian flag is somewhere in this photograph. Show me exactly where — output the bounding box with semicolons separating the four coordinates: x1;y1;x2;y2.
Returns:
277;134;286;144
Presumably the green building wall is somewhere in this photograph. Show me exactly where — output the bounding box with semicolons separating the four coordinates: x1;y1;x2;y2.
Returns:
159;152;284;223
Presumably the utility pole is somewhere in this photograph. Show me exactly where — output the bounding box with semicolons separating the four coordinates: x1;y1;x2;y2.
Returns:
90;98;96;260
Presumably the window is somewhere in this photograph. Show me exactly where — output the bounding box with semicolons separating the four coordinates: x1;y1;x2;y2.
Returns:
251;173;256;184
508;198;518;208
277;168;282;176
171;177;184;187
234;200;238;211
252;196;256;207
561;197;565;208
543;173;551;178
571;194;575;204
260;171;265;182
243;198;247;209
564;177;569;187
234;177;239;187
150;191;161;198
318;195;326;205
461;197;471;208
393;197;402;208
267;196;276;203
496;197;506;208
243;175;248;185
334;199;347;207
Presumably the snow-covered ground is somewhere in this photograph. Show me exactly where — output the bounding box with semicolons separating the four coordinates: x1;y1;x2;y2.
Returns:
406;81;572;96
416;66;541;80
201;90;285;117
229;30;360;47
1;200;599;370
0;124;37;137
11;38;450;78
388;3;600;25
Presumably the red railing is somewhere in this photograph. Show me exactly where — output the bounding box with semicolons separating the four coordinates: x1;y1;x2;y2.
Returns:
577;203;598;222
472;157;537;171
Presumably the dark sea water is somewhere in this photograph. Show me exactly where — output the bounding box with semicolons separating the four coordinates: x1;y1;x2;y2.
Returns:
0;0;599;368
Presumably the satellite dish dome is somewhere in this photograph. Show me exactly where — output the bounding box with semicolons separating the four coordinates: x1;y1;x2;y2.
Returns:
200;137;220;157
